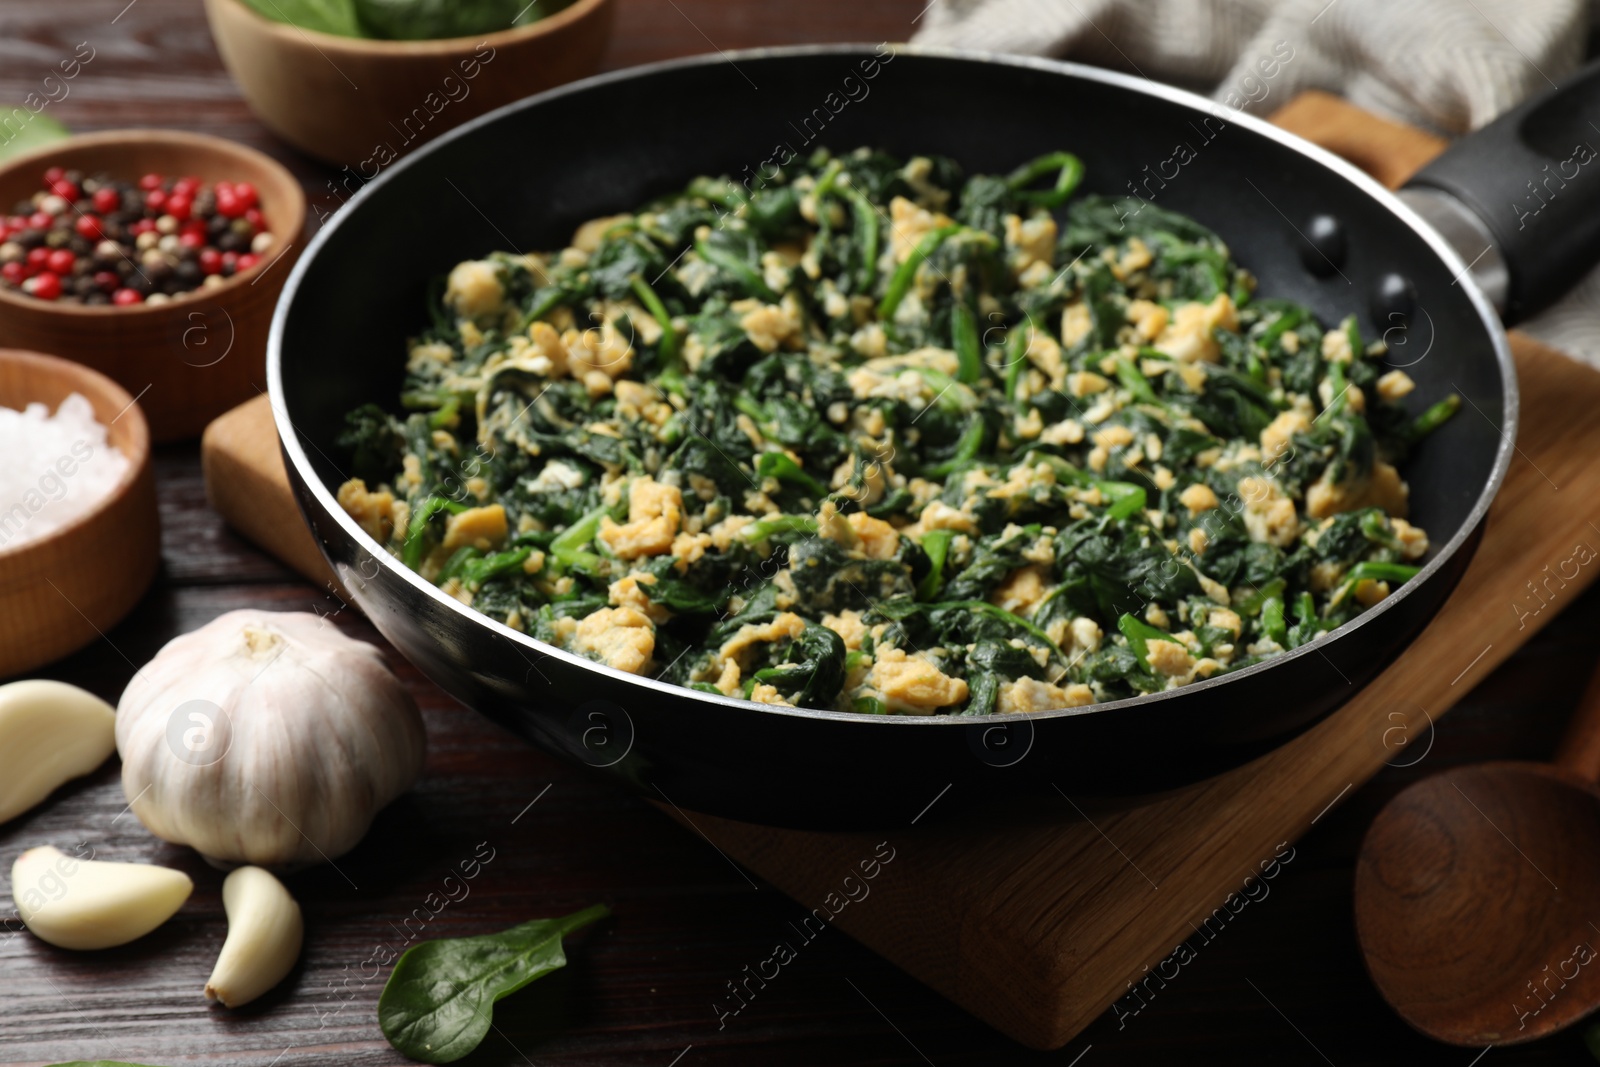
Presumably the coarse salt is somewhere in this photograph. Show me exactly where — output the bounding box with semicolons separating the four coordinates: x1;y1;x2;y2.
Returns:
0;393;129;553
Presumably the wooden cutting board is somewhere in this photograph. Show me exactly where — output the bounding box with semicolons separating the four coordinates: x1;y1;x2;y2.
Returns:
202;92;1600;1050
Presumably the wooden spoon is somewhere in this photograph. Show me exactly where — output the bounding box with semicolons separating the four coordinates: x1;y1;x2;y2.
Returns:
1355;666;1600;1045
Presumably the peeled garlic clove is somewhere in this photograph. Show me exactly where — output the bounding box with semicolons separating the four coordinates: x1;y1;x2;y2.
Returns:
0;680;116;823
11;845;193;950
205;865;303;1008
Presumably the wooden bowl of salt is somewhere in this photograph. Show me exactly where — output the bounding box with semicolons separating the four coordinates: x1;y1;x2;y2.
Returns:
0;349;158;678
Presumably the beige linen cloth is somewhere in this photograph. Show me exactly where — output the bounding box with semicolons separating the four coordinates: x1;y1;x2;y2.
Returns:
913;0;1600;360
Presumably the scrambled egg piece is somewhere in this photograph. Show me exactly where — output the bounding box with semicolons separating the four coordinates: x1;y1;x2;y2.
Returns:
1305;460;1409;520
572;606;655;674
888;196;954;262
1061;302;1092;347
598;477;683;559
997;677;1095;713
670;531;715;570
990;564;1051;616
1067;371;1111;398
712;658;742;695
1237;476;1301;547
1124;299;1169;343
815;500;898;558
867;648;969;713
337;479;395;542
1112;237;1154;279
1178;483;1219;516
1004;213;1056;275
609;571;671;623
822;609;869;650
1155;293;1238;363
1259;408;1311;466
1321;326;1354;363
706;613;808;690
1354;579;1391;607
1376;370;1416;401
1208;608;1243;636
1026;330;1068;390
1145;638;1195;678
525;321;570;378
571;213;632;253
739;299;803;352
1390;517;1429;559
562;319;634;396
849;512;900;559
614;380;673;427
918;500;980;535
443;505;508;551
444;259;504;320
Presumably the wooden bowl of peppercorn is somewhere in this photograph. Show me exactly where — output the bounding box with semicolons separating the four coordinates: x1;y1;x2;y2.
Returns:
0;130;306;441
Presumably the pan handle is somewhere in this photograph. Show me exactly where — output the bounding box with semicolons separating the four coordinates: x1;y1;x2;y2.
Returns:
1402;59;1600;325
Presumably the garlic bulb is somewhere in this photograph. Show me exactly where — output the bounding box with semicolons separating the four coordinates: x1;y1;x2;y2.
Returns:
115;610;426;867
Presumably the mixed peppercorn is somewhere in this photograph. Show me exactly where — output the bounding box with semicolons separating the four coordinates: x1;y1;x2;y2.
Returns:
0;167;273;305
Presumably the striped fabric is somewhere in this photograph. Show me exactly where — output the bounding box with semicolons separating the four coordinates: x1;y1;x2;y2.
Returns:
914;0;1600;361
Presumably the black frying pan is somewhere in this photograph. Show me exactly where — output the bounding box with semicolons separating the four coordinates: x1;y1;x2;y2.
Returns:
270;47;1592;828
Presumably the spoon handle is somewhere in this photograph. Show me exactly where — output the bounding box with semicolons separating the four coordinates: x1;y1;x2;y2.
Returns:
1553;662;1600;783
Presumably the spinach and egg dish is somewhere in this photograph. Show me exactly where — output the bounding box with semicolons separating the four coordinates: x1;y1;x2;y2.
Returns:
335;147;1458;716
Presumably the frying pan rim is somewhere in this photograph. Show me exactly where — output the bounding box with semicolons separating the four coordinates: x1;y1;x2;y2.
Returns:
269;43;1519;728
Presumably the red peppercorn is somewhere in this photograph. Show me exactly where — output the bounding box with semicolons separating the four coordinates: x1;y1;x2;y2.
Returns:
198;248;223;275
74;214;103;241
130;218;156;236
138;173;164;191
27;211;52;230
173;176;201;197
1;262;24;284
145;189;168;213
111;287;143;306
244;207;264;230
49;179;79;203
25;247;50;269
215;187;243;218
221;250;239;273
92;186;120;214
178;229;205;250
43;166;64;185
166;192;192;221
93;270;120;292
233;182;259;211
45;249;75;275
26;271;62;300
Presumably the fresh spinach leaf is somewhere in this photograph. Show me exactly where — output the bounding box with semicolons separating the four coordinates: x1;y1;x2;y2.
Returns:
0;114;69;163
353;0;556;38
379;904;610;1064
238;0;364;36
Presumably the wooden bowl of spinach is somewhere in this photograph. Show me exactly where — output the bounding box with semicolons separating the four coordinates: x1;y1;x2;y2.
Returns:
204;0;614;168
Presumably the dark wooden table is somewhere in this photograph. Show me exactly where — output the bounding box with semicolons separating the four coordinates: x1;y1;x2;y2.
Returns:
3;2;1599;1064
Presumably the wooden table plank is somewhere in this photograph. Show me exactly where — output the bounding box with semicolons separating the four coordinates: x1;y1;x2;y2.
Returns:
3;1;1599;1064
